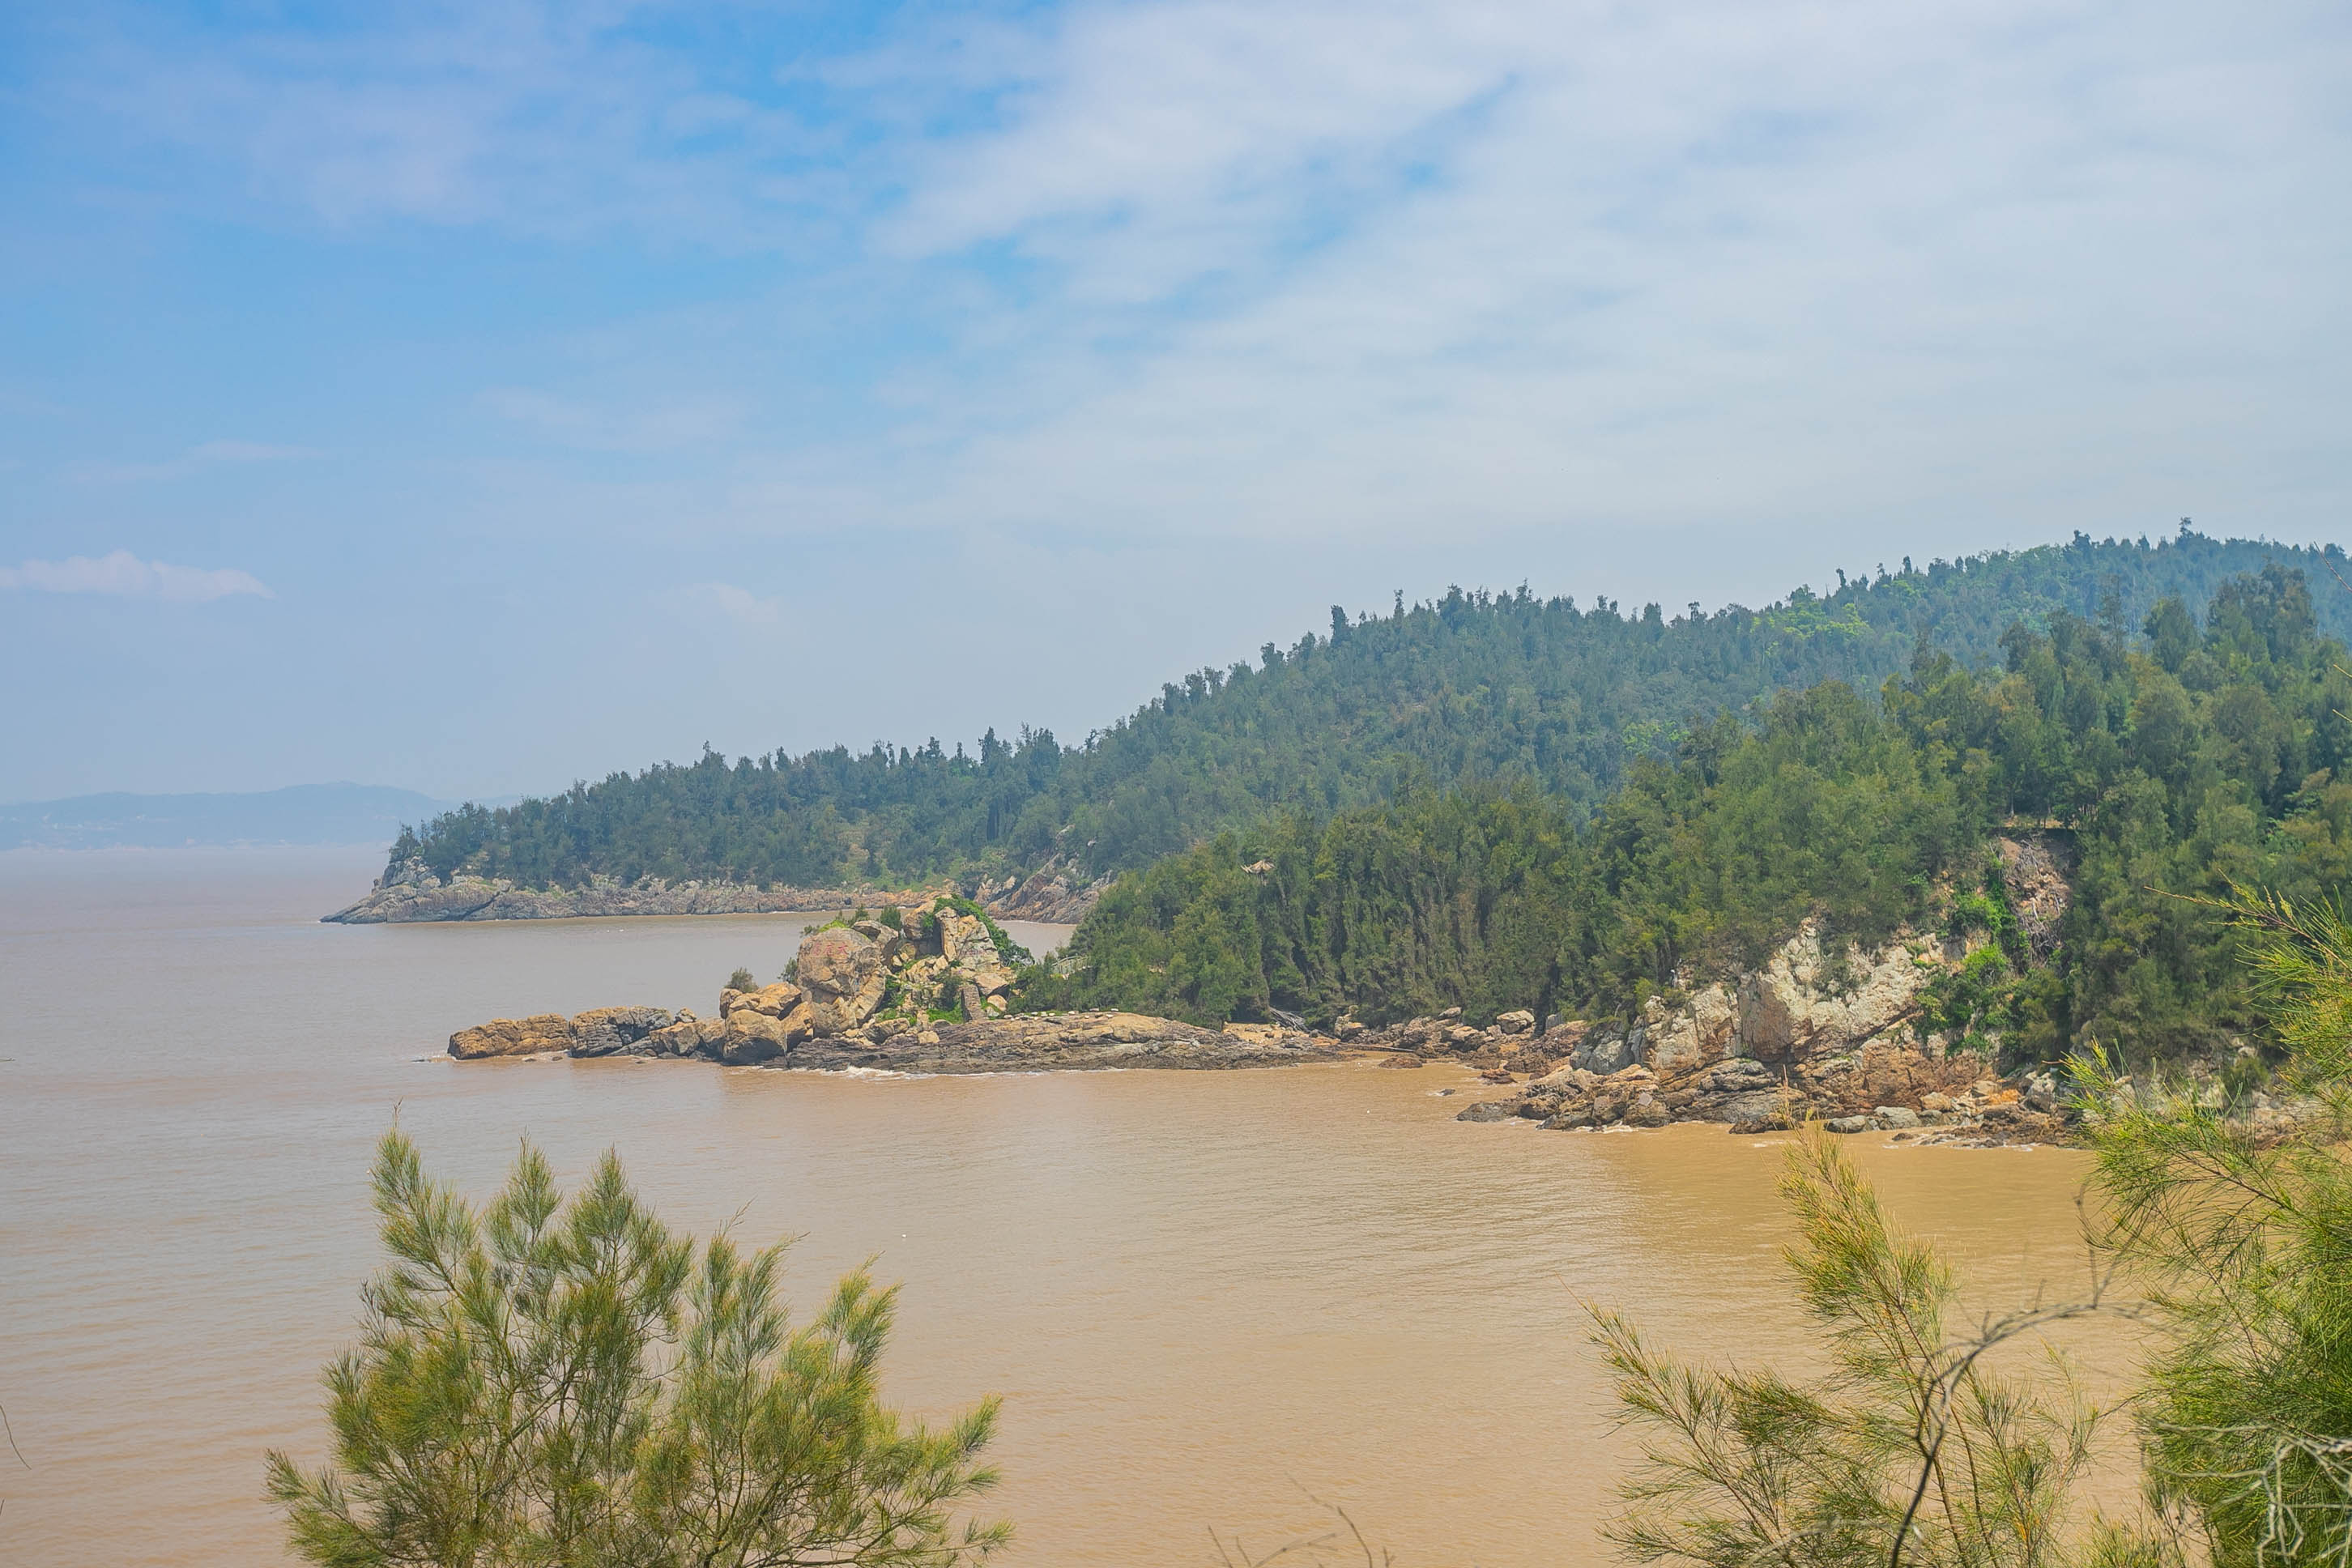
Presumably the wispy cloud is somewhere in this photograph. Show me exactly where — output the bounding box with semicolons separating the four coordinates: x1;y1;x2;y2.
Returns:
0;551;274;602
17;0;2352;549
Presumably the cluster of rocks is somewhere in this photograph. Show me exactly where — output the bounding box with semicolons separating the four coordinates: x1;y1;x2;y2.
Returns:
1346;1006;1551;1063
1460;1055;2071;1145
1417;922;2077;1143
701;901;1026;1063
330;859;1109;927
794;1012;1336;1073
449;1006;684;1060
330;863;945;925
447;895;1341;1073
453;1003;1336;1075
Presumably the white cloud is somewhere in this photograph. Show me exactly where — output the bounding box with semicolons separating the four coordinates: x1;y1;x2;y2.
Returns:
839;0;2352;540
0;551;275;602
25;0;2352;548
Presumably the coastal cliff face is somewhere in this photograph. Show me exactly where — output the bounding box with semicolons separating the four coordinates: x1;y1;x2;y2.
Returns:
326;859;1106;925
1423;920;2071;1143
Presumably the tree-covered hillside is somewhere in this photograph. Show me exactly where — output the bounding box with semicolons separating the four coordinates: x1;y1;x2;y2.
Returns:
1032;566;2352;1065
391;528;2352;893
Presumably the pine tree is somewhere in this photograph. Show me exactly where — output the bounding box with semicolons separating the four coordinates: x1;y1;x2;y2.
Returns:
267;1131;1008;1568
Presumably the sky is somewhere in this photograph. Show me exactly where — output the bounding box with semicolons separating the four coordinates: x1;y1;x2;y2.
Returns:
2;0;2348;804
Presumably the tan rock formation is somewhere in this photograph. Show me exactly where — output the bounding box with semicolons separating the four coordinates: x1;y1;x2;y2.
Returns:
721;1009;795;1064
795;927;888;1033
449;1013;576;1059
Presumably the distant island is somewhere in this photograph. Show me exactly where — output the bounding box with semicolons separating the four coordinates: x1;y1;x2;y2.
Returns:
1;783;477;851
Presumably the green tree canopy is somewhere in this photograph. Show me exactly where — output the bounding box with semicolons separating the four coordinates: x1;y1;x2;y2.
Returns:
390;530;2352;894
267;1131;1008;1568
1034;569;2352;1068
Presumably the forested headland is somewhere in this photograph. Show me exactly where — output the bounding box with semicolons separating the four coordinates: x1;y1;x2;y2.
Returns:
389;528;2352;895
1029;565;2352;1067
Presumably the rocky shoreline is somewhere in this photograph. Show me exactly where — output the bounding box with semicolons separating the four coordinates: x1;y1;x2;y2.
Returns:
326;859;1107;925
451;1004;1340;1074
439;896;2069;1130
443;894;1344;1074
1336;921;2081;1144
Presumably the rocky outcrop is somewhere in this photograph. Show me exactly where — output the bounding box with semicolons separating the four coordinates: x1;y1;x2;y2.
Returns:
1997;831;2075;961
1429;921;2081;1142
330;864;944;925
795;927;893;1034
447;895;1275;1074
569;1006;677;1057
330;858;1109;927
449;1013;582;1059
449;1007;681;1060
446;994;1341;1075
971;861;1114;923
786;1012;1341;1073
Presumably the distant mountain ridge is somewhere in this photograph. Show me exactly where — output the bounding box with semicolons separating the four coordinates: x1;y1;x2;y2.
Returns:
1;784;462;850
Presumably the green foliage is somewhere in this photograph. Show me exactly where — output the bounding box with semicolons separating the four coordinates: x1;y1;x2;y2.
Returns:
2080;891;2352;1566
267;1131;1008;1568
1030;680;1962;1026
391;531;2352;894
1036;568;2352;1063
1594;1129;2137;1568
1598;889;2352;1568
1942;863;2026;970
1912;864;2040;1059
1913;946;2019;1057
726;965;756;994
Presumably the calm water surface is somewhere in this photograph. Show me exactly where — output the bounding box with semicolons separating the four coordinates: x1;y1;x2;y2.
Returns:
1;850;2122;1566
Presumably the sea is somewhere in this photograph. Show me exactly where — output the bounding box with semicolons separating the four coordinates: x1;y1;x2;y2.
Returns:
0;847;2124;1565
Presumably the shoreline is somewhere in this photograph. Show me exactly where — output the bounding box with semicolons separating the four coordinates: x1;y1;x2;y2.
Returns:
323;867;1106;925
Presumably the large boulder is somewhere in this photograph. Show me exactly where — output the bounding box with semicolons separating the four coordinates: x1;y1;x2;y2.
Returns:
935;909;1016;997
1733;927;1931;1063
722;1010;795;1064
1640;984;1736;1073
850;918;906;964
937;910;998;968
450;1014;575;1059
1575;1032;1637;1075
795;927;888;1034
568;1005;675;1057
722;982;804;1020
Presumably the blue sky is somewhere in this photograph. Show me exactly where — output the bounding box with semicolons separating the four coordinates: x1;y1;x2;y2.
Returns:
3;0;2348;803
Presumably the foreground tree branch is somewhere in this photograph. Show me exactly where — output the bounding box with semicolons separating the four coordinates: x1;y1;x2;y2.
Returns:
266;1131;1009;1568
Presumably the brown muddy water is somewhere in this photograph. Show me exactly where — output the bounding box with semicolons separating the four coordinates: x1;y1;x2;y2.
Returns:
0;849;2128;1566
